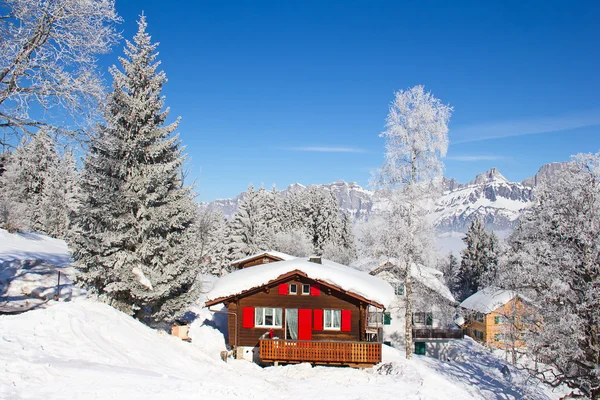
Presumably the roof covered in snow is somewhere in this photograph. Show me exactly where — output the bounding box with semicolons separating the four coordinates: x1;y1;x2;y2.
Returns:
231;250;297;266
206;257;395;308
459;287;517;314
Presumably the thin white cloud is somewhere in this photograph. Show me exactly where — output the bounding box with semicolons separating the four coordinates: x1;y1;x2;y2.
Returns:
447;155;507;162
286;146;367;153
452;110;600;144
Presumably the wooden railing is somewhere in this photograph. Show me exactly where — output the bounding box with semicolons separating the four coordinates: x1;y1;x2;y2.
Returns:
259;339;382;365
412;328;464;340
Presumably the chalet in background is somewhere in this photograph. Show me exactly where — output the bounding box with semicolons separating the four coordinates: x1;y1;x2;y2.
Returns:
231;251;297;269
204;253;394;367
367;261;463;357
459;287;532;350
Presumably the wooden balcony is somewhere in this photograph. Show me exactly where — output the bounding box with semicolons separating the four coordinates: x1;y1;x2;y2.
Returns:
259;339;382;367
412;328;464;341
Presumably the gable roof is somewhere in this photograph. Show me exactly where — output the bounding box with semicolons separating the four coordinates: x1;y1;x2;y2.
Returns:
460;287;518;314
231;250;297;267
366;260;455;303
205;257;395;309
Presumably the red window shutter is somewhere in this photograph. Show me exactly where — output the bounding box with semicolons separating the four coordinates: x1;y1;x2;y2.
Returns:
298;309;313;340
313;309;324;330
242;307;255;328
341;309;352;332
278;283;288;295
310;283;320;296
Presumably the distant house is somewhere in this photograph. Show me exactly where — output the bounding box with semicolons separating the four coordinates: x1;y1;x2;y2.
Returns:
231;251;297;270
204;256;394;367
368;261;462;357
459;287;531;349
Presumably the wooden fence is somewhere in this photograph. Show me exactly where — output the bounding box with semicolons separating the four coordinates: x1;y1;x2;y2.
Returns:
259;339;381;366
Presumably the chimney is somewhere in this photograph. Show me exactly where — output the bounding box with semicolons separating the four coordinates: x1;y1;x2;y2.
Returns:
309;257;322;264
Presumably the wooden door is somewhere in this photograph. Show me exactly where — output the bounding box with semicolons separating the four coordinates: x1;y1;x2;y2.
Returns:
298;309;312;340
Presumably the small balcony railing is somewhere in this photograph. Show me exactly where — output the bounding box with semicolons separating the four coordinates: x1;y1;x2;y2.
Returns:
412;328;464;340
259;339;382;365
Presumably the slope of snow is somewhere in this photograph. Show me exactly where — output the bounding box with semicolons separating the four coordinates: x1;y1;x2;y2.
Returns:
0;229;71;266
0;229;81;313
0;299;560;400
207;257;395;308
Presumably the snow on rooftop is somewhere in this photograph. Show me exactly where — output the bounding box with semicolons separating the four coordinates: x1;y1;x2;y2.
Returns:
459;287;516;314
206;257;395;308
411;264;455;303
231;250;297;265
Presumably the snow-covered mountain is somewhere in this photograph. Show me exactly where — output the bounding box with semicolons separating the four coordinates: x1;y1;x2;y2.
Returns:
202;180;374;220
203;163;568;232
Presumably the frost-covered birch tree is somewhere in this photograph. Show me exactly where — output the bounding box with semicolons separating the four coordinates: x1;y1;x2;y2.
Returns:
0;0;121;143
498;153;600;399
371;85;452;359
70;16;199;324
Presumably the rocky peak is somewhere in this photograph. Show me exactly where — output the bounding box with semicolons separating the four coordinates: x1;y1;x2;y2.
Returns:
469;168;509;185
522;162;570;187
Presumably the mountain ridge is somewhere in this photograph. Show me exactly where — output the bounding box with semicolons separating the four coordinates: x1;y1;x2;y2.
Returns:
202;162;569;232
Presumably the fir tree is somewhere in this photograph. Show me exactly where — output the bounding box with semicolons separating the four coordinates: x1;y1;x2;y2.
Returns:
456;218;499;301
70;16;199;323
227;184;271;261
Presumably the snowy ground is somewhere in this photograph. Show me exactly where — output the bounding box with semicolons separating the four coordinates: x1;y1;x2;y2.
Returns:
0;229;82;314
0;228;564;399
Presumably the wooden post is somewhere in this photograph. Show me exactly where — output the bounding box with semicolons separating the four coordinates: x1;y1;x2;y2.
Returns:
55;271;61;301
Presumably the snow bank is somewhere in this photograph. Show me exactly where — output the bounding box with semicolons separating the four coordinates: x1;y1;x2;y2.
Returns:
0;299;561;399
460;287;516;314
207;257;395;308
0;229;71;266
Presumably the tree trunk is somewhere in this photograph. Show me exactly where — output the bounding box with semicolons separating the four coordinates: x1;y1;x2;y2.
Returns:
405;269;413;359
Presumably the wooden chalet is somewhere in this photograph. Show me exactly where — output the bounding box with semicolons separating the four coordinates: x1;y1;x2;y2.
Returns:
459;287;532;349
231;251;297;270
205;256;394;367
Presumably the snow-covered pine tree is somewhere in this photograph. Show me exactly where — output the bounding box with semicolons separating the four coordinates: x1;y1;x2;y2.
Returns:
498;153;600;399
305;186;342;255
70;16;199;323
40;149;79;238
192;208;227;275
455;218;499;301
323;212;357;265
441;252;459;297
0;129;73;234
372;85;452;359
227;184;271;261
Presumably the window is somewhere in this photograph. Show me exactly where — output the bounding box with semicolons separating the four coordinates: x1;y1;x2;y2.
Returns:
302;284;310;295
324;309;341;330
413;312;424;324
474;330;484;340
494;315;508;325
289;284;297;294
368;311;383;326
494;333;503;342
475;313;485;323
395;283;404;296
426;312;433;326
255;308;282;328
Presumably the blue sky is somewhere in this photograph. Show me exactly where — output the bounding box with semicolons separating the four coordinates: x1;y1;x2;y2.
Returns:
108;0;600;201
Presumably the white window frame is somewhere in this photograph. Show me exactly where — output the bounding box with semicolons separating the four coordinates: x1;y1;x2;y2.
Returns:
289;283;298;294
302;284;311;295
323;309;341;330
255;307;283;328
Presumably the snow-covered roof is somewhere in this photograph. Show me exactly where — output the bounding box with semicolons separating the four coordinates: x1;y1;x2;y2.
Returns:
460;287;517;314
357;258;455;303
231;250;297;266
206;257;395;308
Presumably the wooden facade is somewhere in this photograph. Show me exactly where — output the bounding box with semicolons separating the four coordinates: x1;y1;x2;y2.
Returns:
205;270;384;366
464;297;528;349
